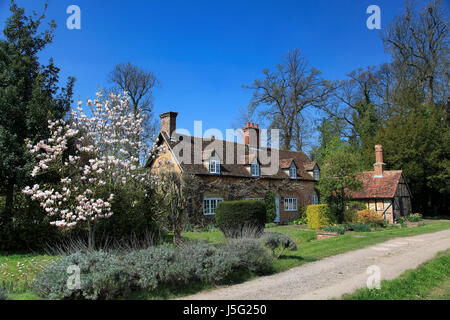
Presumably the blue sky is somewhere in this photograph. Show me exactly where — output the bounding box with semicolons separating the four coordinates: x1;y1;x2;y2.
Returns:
0;0;406;151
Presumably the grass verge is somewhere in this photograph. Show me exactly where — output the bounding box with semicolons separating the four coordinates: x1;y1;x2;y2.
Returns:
342;249;450;300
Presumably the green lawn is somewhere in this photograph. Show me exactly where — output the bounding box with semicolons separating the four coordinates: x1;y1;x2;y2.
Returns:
183;221;450;273
2;220;450;300
342;249;450;300
0;253;59;300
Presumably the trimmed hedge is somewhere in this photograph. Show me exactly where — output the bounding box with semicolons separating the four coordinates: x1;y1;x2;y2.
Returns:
306;204;335;230
215;200;266;238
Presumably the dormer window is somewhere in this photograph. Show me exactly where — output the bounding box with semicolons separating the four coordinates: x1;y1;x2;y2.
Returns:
313;168;319;181
289;164;297;179
251;163;260;177
209;160;220;174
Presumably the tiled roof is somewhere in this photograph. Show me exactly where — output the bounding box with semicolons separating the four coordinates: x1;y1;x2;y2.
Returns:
279;158;295;169
304;161;317;171
352;170;403;199
150;131;316;181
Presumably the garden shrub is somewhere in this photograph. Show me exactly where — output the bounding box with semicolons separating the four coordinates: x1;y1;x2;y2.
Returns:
356;209;384;227
122;245;179;290
261;232;297;258
95;185;161;243
347;223;371;232
176;242;234;283
0;286;8;300
215;200;266;238
0;194;61;252
407;213;423;222
34;239;273;299
220;238;272;274
33;251;133;300
322;225;346;234
343;201;367;223
306;204;335;230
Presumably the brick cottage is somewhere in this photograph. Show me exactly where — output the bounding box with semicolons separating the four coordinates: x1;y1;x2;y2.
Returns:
147;111;319;223
351;145;413;223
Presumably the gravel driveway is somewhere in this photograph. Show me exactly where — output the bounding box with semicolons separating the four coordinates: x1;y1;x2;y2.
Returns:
179;229;450;300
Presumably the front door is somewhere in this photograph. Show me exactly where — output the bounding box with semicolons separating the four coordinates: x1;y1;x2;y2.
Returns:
274;196;280;223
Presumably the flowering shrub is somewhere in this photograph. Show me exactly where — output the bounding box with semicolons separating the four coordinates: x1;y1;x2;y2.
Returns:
356;209;384;227
22;91;164;248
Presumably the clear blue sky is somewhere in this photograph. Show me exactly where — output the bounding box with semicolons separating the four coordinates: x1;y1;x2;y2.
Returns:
0;0;407;151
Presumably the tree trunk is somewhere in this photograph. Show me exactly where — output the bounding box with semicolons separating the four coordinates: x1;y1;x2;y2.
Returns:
88;220;96;250
427;76;434;105
173;212;183;246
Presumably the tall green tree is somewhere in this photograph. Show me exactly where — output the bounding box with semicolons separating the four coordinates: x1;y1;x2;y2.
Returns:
0;2;74;224
376;104;449;215
317;146;363;223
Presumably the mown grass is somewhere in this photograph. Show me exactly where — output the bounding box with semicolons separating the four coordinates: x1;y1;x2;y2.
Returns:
342;249;450;300
1;220;449;300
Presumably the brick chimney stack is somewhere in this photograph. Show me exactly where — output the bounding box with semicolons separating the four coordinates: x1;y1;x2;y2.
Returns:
243;122;260;149
159;111;178;137
374;144;386;176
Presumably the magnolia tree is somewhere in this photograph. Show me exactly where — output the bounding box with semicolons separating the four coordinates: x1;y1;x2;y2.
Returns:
23;91;164;248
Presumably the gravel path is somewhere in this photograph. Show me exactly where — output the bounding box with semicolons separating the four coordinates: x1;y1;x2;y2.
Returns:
179;229;450;300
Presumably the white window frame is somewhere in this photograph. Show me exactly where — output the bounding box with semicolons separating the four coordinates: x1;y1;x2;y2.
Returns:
289;164;297;179
313;168;319;181
209;160;220;174
203;198;223;215
284;197;298;211
251;163;260;177
312;193;318;205
244;197;264;201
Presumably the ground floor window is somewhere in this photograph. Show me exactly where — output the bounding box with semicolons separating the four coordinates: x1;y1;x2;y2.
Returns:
245;197;264;201
284;197;297;211
203;198;223;215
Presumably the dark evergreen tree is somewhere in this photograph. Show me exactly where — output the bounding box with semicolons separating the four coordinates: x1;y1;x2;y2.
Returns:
0;2;75;227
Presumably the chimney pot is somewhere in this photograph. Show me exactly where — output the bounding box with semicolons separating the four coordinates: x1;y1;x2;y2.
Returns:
246;121;250;127
242;123;260;149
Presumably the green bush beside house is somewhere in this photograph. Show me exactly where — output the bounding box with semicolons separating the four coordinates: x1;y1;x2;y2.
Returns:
215;200;266;238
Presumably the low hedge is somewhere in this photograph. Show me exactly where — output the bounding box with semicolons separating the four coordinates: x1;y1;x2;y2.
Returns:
306;204;335;230
33;239;272;300
215;200;266;238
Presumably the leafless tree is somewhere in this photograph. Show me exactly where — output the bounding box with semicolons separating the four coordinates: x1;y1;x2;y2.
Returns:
109;62;160;140
382;0;449;105
243;49;333;151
